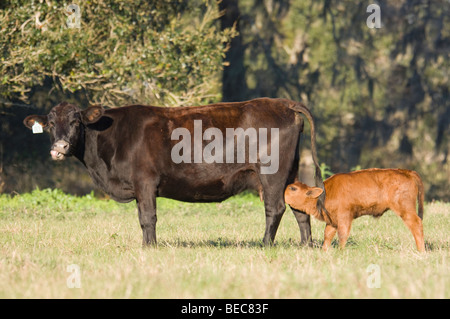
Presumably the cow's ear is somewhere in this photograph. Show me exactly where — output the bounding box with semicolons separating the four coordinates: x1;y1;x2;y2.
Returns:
23;115;48;130
305;187;323;199
80;105;104;124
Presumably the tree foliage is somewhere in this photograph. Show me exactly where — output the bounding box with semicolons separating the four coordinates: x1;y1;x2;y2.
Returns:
0;0;237;106
1;0;449;200
221;0;449;200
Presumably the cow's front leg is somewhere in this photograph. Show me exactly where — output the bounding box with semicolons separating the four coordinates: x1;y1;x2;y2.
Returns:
137;197;157;247
137;196;157;247
135;182;157;247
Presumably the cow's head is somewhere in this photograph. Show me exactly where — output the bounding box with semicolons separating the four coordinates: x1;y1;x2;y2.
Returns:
23;102;104;160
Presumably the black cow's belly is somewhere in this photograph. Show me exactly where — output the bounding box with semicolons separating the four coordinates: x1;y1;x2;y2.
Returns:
158;183;234;202
103;184;135;203
157;167;262;202
86;167;135;203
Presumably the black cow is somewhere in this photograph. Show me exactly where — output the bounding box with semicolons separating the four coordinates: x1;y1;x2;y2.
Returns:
24;98;324;246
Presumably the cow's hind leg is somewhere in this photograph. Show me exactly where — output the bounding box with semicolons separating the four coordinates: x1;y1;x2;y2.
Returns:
291;208;312;246
262;192;286;246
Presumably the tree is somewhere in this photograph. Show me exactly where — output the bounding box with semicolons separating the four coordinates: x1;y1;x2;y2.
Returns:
219;0;449;200
219;0;247;102
0;0;237;106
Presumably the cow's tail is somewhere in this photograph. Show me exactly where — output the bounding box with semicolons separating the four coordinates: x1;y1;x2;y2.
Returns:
410;170;425;220
288;101;331;224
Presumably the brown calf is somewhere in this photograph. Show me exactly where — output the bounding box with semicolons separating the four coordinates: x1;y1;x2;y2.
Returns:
284;168;425;251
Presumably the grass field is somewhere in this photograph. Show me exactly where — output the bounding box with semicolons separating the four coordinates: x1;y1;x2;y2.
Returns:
0;188;448;298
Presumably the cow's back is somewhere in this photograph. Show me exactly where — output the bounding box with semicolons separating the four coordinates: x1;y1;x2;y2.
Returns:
157;98;302;201
88;98;303;202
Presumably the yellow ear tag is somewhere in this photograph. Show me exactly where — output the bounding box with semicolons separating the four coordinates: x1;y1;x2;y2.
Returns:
32;122;43;134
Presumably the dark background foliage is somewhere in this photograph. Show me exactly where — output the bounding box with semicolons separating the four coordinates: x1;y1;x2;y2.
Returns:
1;0;448;200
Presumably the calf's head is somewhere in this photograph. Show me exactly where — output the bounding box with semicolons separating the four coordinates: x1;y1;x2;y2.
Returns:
23;102;104;160
284;181;324;215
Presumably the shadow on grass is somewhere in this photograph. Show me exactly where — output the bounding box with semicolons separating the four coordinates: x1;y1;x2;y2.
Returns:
425;240;450;251
158;237;318;249
324;237;449;252
158;236;448;252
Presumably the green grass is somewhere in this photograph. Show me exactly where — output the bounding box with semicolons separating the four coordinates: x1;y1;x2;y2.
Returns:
0;189;448;298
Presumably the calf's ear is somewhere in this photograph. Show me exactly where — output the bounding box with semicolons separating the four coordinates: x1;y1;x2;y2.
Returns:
23;115;48;130
306;187;324;199
81;105;104;124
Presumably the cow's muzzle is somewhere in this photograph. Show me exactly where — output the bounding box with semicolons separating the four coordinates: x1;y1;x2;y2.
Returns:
51;140;70;160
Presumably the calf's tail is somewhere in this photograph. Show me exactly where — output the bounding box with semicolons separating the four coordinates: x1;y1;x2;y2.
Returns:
412;171;425;220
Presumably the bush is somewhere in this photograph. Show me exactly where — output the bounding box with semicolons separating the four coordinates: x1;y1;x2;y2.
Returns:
0;0;237;106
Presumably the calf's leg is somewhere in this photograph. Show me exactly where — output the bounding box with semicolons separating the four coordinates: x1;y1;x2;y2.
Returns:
322;224;337;251
397;209;425;252
337;219;352;249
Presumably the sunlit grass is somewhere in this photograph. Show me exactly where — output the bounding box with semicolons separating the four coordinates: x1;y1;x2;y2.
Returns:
0;190;448;298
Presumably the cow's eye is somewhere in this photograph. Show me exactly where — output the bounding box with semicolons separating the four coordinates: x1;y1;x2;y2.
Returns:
48;121;55;128
289;186;297;191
